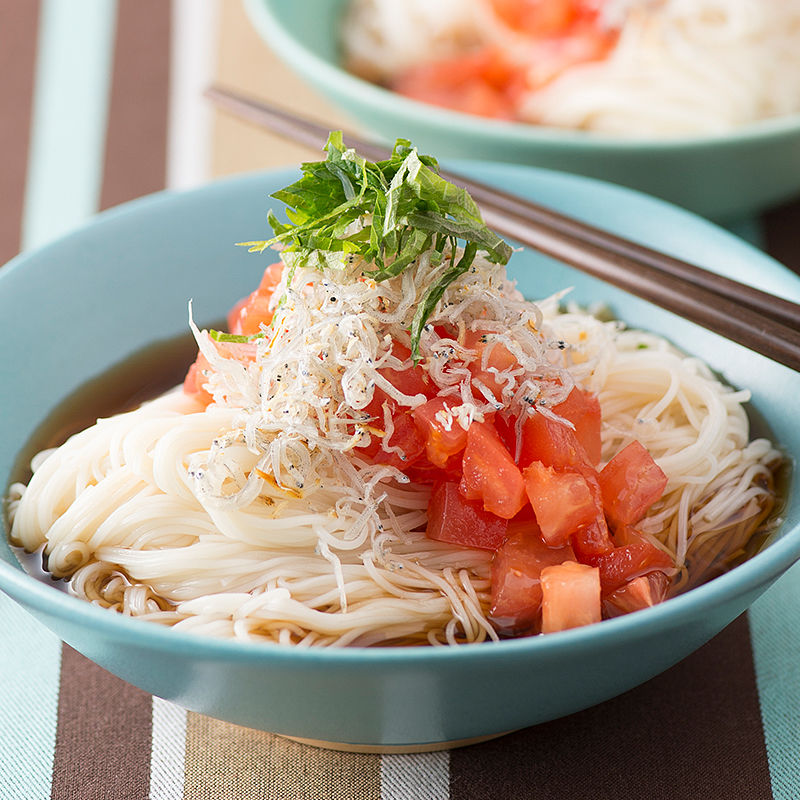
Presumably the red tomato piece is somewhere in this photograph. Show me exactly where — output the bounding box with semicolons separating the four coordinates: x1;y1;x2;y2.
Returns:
367;408;426;470
540;560;602;633
378;341;432;400
552;388;602;465
522;461;599;546
490;523;575;636
183;341;257;407
584;535;674;594
490;0;578;36
183;354;214;406
459;421;527;519
598;440;668;529
393;48;522;120
519;408;592;470
412;396;469;468
228;261;283;336
604;571;671;617
571;518;614;561
463;329;519;401
427;482;508;551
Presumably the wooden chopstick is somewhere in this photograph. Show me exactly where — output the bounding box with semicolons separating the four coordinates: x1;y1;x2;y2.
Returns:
205;85;800;373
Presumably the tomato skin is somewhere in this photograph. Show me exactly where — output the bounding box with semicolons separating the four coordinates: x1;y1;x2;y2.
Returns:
459;421;528;519
540;560;602;633
412;396;469;468
552;388;602;465
490;523;575;636
522;461;599;547
597;440;668;529
584;534;674;594
228;261;283;336
427;482;508;551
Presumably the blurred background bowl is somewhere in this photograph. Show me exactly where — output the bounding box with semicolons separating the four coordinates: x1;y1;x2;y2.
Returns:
244;0;800;223
1;162;799;749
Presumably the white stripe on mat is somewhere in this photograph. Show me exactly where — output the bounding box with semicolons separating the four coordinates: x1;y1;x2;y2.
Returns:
381;752;450;800
167;0;220;191
22;0;117;250
149;697;187;800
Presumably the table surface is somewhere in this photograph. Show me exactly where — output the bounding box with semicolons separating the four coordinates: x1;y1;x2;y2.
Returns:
2;2;800;799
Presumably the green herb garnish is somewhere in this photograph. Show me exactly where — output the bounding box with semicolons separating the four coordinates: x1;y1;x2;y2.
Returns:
239;132;512;360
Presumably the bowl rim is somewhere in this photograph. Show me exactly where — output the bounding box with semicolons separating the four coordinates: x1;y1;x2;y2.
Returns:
1;163;800;668
244;0;800;151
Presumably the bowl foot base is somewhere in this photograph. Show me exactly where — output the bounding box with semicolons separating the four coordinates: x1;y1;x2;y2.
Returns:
279;730;514;753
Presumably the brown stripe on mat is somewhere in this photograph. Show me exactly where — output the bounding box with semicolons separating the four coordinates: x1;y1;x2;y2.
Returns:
450;613;772;800
50;645;152;800
763;199;800;277
0;0;40;266
99;0;170;211
183;713;382;800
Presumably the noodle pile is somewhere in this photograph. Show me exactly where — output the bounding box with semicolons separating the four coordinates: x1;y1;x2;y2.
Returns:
7;248;780;645
343;0;800;136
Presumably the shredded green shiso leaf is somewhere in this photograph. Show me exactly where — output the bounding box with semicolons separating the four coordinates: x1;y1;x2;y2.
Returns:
236;132;512;359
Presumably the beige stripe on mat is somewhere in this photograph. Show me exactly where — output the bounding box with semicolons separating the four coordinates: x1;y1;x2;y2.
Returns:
183;713;382;800
211;0;353;176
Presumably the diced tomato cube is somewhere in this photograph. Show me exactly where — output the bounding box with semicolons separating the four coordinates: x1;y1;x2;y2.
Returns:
463;329;519;401
598;440;668;529
584;535;674;594
522;461;600;547
571;518;614;561
426;482;508;551
490;0;577;36
228;261;284;336
393;48;521;120
412;396;469;468
490;524;575;636
519;409;591;471
368;408;425;470
604;571;671;617
552;388;602;465
183;354;214;406
459;421;527;519
183;341;257;407
540;561;601;633
378;341;432;399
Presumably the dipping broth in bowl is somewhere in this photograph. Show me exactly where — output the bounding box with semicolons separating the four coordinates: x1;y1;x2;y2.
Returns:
1;146;799;747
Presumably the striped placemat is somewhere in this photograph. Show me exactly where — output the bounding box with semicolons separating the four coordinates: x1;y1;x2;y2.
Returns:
2;2;800;798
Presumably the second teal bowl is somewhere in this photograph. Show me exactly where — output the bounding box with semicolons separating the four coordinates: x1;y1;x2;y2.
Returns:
245;0;800;222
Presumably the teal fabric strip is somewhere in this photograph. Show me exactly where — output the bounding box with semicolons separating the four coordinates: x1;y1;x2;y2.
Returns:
742;214;800;798
750;563;800;799
21;0;117;251
0;594;62;800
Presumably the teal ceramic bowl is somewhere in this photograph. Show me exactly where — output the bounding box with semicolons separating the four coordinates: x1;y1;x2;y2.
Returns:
244;0;800;222
1;163;799;749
